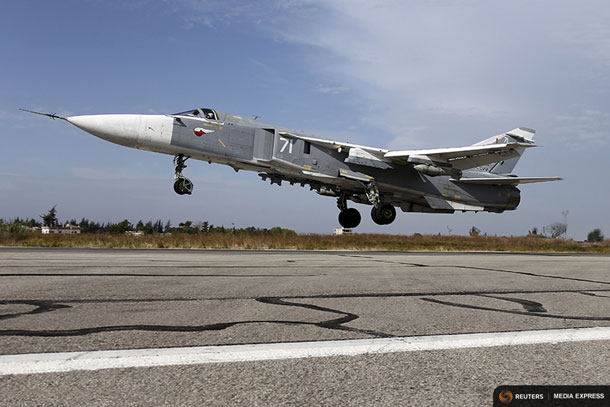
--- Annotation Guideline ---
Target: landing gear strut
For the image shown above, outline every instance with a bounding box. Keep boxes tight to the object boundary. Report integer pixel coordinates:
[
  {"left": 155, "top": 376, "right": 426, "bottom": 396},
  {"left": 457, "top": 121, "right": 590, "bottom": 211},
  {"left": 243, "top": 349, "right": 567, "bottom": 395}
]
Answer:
[
  {"left": 337, "top": 192, "right": 361, "bottom": 229},
  {"left": 361, "top": 180, "right": 396, "bottom": 225},
  {"left": 173, "top": 154, "right": 193, "bottom": 195}
]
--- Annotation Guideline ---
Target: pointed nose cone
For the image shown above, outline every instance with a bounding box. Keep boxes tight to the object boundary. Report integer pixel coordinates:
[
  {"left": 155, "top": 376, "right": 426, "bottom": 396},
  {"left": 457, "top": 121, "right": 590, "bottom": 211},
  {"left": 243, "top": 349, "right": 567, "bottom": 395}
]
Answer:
[{"left": 67, "top": 114, "right": 142, "bottom": 147}]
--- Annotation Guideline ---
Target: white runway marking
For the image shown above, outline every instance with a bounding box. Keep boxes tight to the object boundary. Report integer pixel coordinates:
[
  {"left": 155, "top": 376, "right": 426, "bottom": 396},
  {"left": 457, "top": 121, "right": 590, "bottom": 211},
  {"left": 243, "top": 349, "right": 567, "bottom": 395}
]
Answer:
[{"left": 2, "top": 327, "right": 610, "bottom": 376}]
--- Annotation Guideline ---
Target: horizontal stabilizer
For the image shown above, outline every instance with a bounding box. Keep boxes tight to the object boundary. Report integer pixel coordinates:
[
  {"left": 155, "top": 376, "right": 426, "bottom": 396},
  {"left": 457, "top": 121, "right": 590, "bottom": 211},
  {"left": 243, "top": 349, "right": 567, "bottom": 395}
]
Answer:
[{"left": 452, "top": 177, "right": 562, "bottom": 185}]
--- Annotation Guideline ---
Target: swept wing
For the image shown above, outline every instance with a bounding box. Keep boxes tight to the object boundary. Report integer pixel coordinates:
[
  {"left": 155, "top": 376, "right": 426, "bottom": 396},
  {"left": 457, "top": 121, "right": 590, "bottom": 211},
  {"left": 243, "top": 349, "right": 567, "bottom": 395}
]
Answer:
[
  {"left": 278, "top": 131, "right": 387, "bottom": 154},
  {"left": 384, "top": 143, "right": 536, "bottom": 170},
  {"left": 281, "top": 131, "right": 537, "bottom": 172},
  {"left": 452, "top": 176, "right": 562, "bottom": 185}
]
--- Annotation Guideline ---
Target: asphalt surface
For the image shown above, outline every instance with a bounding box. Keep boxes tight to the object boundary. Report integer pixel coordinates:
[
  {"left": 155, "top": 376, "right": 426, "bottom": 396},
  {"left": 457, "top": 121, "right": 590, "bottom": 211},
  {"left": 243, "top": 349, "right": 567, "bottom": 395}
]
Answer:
[{"left": 1, "top": 248, "right": 609, "bottom": 406}]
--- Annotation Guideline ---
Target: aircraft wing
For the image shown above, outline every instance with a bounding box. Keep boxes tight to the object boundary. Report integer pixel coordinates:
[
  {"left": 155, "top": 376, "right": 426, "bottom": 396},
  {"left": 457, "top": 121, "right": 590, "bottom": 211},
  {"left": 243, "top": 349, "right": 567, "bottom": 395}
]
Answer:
[
  {"left": 279, "top": 131, "right": 393, "bottom": 170},
  {"left": 281, "top": 131, "right": 538, "bottom": 172},
  {"left": 452, "top": 176, "right": 562, "bottom": 185},
  {"left": 384, "top": 143, "right": 537, "bottom": 170},
  {"left": 278, "top": 131, "right": 388, "bottom": 154}
]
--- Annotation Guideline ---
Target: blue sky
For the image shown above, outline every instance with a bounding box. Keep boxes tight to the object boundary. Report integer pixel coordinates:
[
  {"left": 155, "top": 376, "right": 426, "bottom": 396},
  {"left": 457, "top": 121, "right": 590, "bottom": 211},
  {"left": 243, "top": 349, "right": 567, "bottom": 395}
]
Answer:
[{"left": 1, "top": 0, "right": 609, "bottom": 239}]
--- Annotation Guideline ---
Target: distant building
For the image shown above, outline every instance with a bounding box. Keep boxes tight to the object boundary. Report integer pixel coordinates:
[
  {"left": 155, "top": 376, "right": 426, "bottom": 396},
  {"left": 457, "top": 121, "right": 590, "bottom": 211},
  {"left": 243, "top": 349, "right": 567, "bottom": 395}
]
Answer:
[
  {"left": 41, "top": 224, "right": 81, "bottom": 234},
  {"left": 334, "top": 228, "right": 352, "bottom": 235}
]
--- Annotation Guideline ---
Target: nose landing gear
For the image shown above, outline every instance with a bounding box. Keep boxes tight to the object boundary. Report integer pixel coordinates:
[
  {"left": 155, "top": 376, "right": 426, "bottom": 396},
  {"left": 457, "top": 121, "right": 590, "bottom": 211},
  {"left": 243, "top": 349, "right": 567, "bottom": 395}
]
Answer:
[
  {"left": 173, "top": 154, "right": 193, "bottom": 195},
  {"left": 174, "top": 177, "right": 193, "bottom": 195}
]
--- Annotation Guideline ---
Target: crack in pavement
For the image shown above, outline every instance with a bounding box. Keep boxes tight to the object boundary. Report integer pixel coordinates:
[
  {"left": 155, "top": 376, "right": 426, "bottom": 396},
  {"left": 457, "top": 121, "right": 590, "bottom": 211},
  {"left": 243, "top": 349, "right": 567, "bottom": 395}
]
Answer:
[
  {"left": 477, "top": 294, "right": 547, "bottom": 313},
  {"left": 341, "top": 254, "right": 610, "bottom": 286},
  {"left": 257, "top": 297, "right": 393, "bottom": 338},
  {"left": 0, "top": 265, "right": 313, "bottom": 269},
  {"left": 0, "top": 296, "right": 392, "bottom": 338},
  {"left": 0, "top": 273, "right": 321, "bottom": 278},
  {"left": 579, "top": 292, "right": 610, "bottom": 298},
  {"left": 1, "top": 289, "right": 609, "bottom": 338},
  {"left": 421, "top": 297, "right": 610, "bottom": 321},
  {"left": 0, "top": 301, "right": 70, "bottom": 321}
]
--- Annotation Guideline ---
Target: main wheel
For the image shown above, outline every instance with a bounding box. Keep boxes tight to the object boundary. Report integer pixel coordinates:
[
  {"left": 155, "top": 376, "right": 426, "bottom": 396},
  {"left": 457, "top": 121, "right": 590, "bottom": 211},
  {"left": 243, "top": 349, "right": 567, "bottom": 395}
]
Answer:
[
  {"left": 338, "top": 208, "right": 361, "bottom": 229},
  {"left": 173, "top": 177, "right": 193, "bottom": 195},
  {"left": 371, "top": 204, "right": 396, "bottom": 225}
]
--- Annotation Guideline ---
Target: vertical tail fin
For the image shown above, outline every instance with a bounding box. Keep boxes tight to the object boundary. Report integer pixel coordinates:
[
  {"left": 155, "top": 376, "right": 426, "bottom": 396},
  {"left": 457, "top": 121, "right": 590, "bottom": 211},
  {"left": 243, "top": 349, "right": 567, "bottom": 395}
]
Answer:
[{"left": 473, "top": 127, "right": 536, "bottom": 174}]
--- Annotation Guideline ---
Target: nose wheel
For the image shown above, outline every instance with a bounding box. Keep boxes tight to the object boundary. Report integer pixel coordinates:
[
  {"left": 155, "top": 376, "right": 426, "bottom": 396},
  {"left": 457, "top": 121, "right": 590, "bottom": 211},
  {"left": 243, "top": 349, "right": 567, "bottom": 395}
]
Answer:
[
  {"left": 173, "top": 154, "right": 193, "bottom": 195},
  {"left": 174, "top": 176, "right": 193, "bottom": 195}
]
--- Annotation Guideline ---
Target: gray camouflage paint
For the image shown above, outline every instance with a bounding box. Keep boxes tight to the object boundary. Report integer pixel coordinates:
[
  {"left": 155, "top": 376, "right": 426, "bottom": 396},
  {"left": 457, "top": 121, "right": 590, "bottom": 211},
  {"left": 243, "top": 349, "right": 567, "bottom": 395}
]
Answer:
[{"left": 169, "top": 109, "right": 520, "bottom": 214}]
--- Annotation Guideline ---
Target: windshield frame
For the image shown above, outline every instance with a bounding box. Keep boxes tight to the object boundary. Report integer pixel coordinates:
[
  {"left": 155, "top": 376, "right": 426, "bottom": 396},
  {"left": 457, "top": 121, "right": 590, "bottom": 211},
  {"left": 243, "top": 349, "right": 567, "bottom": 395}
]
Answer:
[{"left": 172, "top": 108, "right": 218, "bottom": 121}]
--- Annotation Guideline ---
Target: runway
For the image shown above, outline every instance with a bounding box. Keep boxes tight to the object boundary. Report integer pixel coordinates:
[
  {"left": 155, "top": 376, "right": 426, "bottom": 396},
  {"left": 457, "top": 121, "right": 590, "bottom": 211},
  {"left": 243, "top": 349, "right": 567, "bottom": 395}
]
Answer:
[{"left": 1, "top": 248, "right": 609, "bottom": 406}]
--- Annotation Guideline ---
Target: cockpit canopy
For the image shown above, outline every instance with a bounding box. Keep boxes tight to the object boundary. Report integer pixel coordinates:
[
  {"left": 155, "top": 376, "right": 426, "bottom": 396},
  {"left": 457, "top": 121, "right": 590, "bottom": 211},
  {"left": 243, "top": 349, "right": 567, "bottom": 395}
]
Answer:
[{"left": 173, "top": 108, "right": 218, "bottom": 121}]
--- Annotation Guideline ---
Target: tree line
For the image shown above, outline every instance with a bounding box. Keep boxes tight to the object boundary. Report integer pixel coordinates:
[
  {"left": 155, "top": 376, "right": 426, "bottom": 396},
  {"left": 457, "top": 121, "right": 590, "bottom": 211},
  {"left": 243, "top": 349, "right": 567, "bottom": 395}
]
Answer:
[{"left": 0, "top": 207, "right": 296, "bottom": 236}]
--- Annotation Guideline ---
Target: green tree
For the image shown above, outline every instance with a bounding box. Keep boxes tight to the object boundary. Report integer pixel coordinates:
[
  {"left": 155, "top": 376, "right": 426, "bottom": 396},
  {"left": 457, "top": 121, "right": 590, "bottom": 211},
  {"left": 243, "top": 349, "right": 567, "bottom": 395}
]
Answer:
[
  {"left": 106, "top": 219, "right": 133, "bottom": 234},
  {"left": 79, "top": 218, "right": 101, "bottom": 233},
  {"left": 41, "top": 205, "right": 59, "bottom": 227},
  {"left": 587, "top": 229, "right": 604, "bottom": 243},
  {"left": 153, "top": 220, "right": 164, "bottom": 233},
  {"left": 177, "top": 221, "right": 196, "bottom": 234},
  {"left": 142, "top": 221, "right": 154, "bottom": 234}
]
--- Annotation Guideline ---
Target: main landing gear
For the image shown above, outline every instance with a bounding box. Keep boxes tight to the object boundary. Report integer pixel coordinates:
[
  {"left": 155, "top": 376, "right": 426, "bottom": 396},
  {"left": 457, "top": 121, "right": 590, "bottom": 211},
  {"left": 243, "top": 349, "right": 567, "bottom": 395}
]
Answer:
[
  {"left": 336, "top": 181, "right": 397, "bottom": 228},
  {"left": 337, "top": 202, "right": 396, "bottom": 228},
  {"left": 337, "top": 193, "right": 361, "bottom": 229},
  {"left": 173, "top": 154, "right": 193, "bottom": 195},
  {"left": 364, "top": 180, "right": 396, "bottom": 225},
  {"left": 371, "top": 203, "right": 396, "bottom": 225}
]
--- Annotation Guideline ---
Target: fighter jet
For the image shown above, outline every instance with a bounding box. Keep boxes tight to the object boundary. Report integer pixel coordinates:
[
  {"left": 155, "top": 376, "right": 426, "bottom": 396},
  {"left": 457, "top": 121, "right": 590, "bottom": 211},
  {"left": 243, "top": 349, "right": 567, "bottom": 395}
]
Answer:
[{"left": 23, "top": 107, "right": 561, "bottom": 228}]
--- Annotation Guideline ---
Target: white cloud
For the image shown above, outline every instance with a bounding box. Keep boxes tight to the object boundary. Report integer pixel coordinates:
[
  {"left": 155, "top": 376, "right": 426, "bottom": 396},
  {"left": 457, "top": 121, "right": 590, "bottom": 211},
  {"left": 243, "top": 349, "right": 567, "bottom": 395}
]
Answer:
[
  {"left": 552, "top": 109, "right": 610, "bottom": 147},
  {"left": 315, "top": 85, "right": 350, "bottom": 95},
  {"left": 70, "top": 167, "right": 136, "bottom": 180},
  {"left": 171, "top": 1, "right": 610, "bottom": 147},
  {"left": 164, "top": 0, "right": 275, "bottom": 27},
  {"left": 153, "top": 1, "right": 610, "bottom": 156}
]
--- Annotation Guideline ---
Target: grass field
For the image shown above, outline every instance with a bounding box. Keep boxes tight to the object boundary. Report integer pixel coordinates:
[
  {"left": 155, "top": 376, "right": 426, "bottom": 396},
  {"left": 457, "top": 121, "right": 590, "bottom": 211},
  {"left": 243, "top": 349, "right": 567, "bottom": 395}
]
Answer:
[{"left": 1, "top": 232, "right": 609, "bottom": 252}]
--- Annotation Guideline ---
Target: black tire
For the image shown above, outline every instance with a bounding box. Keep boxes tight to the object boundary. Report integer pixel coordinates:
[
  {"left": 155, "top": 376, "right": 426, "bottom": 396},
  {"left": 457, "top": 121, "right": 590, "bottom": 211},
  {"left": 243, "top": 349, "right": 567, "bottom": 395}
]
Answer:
[
  {"left": 371, "top": 206, "right": 381, "bottom": 225},
  {"left": 371, "top": 204, "right": 396, "bottom": 225},
  {"left": 346, "top": 208, "right": 361, "bottom": 228},
  {"left": 173, "top": 178, "right": 193, "bottom": 195},
  {"left": 173, "top": 180, "right": 185, "bottom": 195},
  {"left": 338, "top": 208, "right": 361, "bottom": 229}
]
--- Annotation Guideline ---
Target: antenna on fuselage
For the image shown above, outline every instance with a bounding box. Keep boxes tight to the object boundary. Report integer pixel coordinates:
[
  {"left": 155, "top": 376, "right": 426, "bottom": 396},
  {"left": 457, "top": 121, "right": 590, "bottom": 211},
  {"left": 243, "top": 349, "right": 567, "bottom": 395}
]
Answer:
[{"left": 19, "top": 108, "right": 67, "bottom": 121}]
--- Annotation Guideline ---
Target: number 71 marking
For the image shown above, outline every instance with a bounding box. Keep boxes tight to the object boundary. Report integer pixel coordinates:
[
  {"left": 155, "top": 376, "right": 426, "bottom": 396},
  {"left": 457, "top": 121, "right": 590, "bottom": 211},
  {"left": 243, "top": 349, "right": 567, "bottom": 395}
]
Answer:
[{"left": 279, "top": 137, "right": 294, "bottom": 154}]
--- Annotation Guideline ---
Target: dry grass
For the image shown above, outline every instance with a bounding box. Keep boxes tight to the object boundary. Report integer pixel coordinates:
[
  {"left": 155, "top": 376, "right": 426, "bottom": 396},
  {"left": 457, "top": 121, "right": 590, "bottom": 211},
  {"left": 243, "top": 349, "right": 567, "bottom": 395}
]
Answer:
[{"left": 1, "top": 232, "right": 609, "bottom": 252}]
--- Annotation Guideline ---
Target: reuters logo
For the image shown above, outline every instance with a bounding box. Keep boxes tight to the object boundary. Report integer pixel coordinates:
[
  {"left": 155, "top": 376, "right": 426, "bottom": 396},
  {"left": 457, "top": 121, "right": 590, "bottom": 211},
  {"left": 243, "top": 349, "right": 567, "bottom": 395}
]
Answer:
[{"left": 499, "top": 390, "right": 513, "bottom": 403}]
